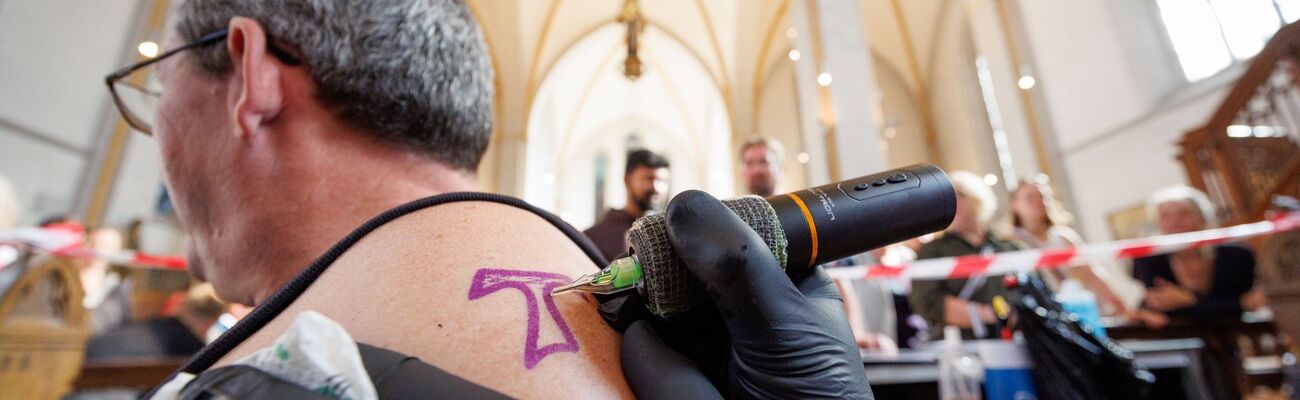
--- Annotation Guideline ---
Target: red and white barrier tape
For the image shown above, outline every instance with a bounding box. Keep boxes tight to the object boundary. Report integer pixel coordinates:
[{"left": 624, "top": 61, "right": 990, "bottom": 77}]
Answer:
[
  {"left": 5, "top": 211, "right": 1297, "bottom": 275},
  {"left": 0, "top": 225, "right": 187, "bottom": 270},
  {"left": 0, "top": 225, "right": 84, "bottom": 252},
  {"left": 828, "top": 211, "right": 1300, "bottom": 281}
]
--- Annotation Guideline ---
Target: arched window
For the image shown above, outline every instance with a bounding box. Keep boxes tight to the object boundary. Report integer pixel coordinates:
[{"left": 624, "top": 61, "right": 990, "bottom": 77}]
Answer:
[{"left": 1154, "top": 0, "right": 1299, "bottom": 80}]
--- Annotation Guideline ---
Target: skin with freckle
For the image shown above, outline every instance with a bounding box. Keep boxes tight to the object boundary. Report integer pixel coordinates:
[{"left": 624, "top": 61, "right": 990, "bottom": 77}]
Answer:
[{"left": 210, "top": 202, "right": 633, "bottom": 399}]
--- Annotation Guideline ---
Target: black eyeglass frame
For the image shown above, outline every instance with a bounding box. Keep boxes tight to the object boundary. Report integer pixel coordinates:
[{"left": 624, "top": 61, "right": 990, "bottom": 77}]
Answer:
[{"left": 104, "top": 29, "right": 301, "bottom": 135}]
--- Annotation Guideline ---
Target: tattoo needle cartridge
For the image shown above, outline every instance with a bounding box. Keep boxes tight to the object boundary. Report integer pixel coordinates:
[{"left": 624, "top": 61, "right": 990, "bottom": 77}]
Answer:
[{"left": 551, "top": 256, "right": 643, "bottom": 296}]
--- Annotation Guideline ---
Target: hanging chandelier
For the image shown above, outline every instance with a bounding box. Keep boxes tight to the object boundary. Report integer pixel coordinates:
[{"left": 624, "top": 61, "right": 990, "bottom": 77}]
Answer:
[{"left": 617, "top": 0, "right": 645, "bottom": 80}]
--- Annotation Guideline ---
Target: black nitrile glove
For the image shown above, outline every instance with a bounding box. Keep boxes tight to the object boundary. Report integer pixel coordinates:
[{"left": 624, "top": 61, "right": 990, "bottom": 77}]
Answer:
[{"left": 607, "top": 190, "right": 874, "bottom": 399}]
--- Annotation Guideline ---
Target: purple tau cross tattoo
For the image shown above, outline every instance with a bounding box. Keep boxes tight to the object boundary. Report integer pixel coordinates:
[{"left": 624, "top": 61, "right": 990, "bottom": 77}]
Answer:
[{"left": 468, "top": 268, "right": 579, "bottom": 369}]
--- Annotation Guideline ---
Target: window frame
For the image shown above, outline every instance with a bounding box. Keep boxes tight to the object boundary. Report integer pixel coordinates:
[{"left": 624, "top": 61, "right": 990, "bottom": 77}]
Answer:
[{"left": 1148, "top": 0, "right": 1293, "bottom": 83}]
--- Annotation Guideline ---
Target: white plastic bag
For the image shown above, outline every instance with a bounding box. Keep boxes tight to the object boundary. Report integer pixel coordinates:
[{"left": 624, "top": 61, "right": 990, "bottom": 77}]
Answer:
[{"left": 152, "top": 310, "right": 377, "bottom": 400}]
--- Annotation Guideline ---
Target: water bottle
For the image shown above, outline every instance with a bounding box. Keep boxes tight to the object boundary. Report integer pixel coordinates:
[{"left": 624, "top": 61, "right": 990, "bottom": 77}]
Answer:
[
  {"left": 938, "top": 326, "right": 982, "bottom": 400},
  {"left": 1055, "top": 279, "right": 1107, "bottom": 339}
]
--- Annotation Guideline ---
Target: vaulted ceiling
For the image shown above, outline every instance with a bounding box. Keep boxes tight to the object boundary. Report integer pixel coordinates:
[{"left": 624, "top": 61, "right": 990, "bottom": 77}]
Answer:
[{"left": 465, "top": 0, "right": 960, "bottom": 138}]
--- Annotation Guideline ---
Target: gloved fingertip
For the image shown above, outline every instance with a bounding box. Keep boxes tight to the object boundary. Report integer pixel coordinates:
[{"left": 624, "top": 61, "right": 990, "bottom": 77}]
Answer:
[
  {"left": 663, "top": 191, "right": 762, "bottom": 285},
  {"left": 664, "top": 190, "right": 723, "bottom": 229}
]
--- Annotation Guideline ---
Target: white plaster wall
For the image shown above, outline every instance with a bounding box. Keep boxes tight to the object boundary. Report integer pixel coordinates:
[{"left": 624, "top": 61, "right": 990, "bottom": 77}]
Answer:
[
  {"left": 1015, "top": 0, "right": 1241, "bottom": 242},
  {"left": 966, "top": 0, "right": 1039, "bottom": 183},
  {"left": 873, "top": 58, "right": 930, "bottom": 169},
  {"left": 0, "top": 0, "right": 139, "bottom": 147},
  {"left": 754, "top": 58, "right": 809, "bottom": 194},
  {"left": 926, "top": 10, "right": 1001, "bottom": 177},
  {"left": 1016, "top": 0, "right": 1155, "bottom": 150},
  {"left": 1062, "top": 92, "right": 1227, "bottom": 242},
  {"left": 103, "top": 134, "right": 164, "bottom": 227},
  {"left": 0, "top": 0, "right": 143, "bottom": 225},
  {"left": 816, "top": 0, "right": 887, "bottom": 177},
  {"left": 0, "top": 130, "right": 84, "bottom": 223}
]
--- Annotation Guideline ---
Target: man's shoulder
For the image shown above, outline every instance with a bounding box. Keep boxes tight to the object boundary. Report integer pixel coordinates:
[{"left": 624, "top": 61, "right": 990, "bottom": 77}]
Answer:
[
  {"left": 583, "top": 209, "right": 630, "bottom": 233},
  {"left": 206, "top": 198, "right": 630, "bottom": 398},
  {"left": 582, "top": 211, "right": 610, "bottom": 235}
]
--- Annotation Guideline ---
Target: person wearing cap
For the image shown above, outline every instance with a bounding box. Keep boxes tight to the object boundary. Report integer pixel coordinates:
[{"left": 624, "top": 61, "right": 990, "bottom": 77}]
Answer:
[{"left": 583, "top": 149, "right": 670, "bottom": 262}]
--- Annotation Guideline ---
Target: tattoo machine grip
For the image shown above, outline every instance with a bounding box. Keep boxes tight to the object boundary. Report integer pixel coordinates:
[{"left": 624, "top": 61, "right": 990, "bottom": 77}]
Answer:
[{"left": 627, "top": 163, "right": 957, "bottom": 318}]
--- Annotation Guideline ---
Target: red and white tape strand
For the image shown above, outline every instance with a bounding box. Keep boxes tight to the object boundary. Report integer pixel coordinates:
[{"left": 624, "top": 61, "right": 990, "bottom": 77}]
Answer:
[
  {"left": 0, "top": 225, "right": 187, "bottom": 270},
  {"left": 5, "top": 211, "right": 1297, "bottom": 275},
  {"left": 827, "top": 211, "right": 1300, "bottom": 282}
]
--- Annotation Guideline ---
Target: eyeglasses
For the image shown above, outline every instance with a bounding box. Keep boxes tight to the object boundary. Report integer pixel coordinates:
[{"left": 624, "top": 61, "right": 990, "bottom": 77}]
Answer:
[{"left": 104, "top": 29, "right": 301, "bottom": 136}]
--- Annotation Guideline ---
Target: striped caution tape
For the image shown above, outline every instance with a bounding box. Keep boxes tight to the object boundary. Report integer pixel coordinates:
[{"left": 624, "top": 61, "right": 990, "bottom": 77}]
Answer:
[
  {"left": 0, "top": 224, "right": 187, "bottom": 270},
  {"left": 4, "top": 211, "right": 1297, "bottom": 274},
  {"left": 827, "top": 211, "right": 1300, "bottom": 281}
]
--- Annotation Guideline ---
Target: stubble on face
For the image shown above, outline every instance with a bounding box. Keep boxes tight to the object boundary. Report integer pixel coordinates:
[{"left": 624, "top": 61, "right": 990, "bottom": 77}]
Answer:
[
  {"left": 741, "top": 146, "right": 777, "bottom": 197},
  {"left": 154, "top": 49, "right": 245, "bottom": 300}
]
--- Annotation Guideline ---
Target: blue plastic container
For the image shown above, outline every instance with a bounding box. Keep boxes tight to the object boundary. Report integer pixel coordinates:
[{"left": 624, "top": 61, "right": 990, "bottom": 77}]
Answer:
[{"left": 977, "top": 341, "right": 1038, "bottom": 400}]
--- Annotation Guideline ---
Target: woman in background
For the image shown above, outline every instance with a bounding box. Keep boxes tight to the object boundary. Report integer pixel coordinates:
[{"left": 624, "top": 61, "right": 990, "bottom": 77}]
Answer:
[
  {"left": 1132, "top": 185, "right": 1264, "bottom": 328},
  {"left": 1010, "top": 177, "right": 1129, "bottom": 317},
  {"left": 910, "top": 171, "right": 1022, "bottom": 340}
]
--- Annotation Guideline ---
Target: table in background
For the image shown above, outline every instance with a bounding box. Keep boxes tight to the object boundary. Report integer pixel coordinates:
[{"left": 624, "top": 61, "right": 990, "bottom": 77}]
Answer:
[
  {"left": 1105, "top": 313, "right": 1284, "bottom": 400},
  {"left": 863, "top": 338, "right": 1208, "bottom": 399}
]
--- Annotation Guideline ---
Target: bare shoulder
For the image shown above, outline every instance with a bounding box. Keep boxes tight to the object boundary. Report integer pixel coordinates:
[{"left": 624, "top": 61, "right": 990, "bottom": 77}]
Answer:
[{"left": 216, "top": 201, "right": 632, "bottom": 398}]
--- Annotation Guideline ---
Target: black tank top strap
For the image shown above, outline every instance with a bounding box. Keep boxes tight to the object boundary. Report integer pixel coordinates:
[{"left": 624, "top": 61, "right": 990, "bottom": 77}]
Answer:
[{"left": 178, "top": 192, "right": 605, "bottom": 375}]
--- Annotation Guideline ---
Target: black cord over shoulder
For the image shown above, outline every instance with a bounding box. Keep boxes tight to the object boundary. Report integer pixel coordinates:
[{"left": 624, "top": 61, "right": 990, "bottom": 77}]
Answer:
[{"left": 177, "top": 192, "right": 606, "bottom": 375}]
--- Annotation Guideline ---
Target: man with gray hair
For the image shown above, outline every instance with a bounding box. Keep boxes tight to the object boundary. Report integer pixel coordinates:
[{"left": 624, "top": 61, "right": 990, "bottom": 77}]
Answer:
[
  {"left": 109, "top": 0, "right": 630, "bottom": 397},
  {"left": 108, "top": 0, "right": 869, "bottom": 397}
]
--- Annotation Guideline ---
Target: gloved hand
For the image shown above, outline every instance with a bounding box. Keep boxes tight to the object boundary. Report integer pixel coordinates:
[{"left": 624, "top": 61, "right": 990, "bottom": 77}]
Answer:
[{"left": 605, "top": 190, "right": 873, "bottom": 399}]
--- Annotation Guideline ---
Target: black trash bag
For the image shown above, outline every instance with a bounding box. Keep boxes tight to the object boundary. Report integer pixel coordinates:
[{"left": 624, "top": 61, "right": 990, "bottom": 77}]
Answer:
[{"left": 1010, "top": 273, "right": 1155, "bottom": 400}]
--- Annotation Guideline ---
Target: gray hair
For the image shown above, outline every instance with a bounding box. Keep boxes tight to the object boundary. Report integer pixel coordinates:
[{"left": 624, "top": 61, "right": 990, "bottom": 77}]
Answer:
[
  {"left": 1147, "top": 185, "right": 1218, "bottom": 228},
  {"left": 949, "top": 171, "right": 997, "bottom": 227},
  {"left": 176, "top": 0, "right": 494, "bottom": 171}
]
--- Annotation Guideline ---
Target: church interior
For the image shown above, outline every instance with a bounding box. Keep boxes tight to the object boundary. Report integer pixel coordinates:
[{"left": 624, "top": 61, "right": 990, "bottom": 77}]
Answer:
[{"left": 1, "top": 0, "right": 1299, "bottom": 398}]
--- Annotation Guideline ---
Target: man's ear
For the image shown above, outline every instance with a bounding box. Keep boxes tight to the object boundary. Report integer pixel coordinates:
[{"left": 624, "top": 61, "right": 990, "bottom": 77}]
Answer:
[{"left": 227, "top": 17, "right": 284, "bottom": 138}]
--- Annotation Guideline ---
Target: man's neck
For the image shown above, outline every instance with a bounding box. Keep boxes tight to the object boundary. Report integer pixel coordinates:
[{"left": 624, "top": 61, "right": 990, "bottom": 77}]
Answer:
[{"left": 230, "top": 133, "right": 478, "bottom": 305}]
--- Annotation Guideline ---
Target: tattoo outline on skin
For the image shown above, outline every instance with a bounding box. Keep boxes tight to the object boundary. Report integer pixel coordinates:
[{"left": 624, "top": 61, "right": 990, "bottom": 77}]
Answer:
[{"left": 468, "top": 268, "right": 579, "bottom": 369}]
